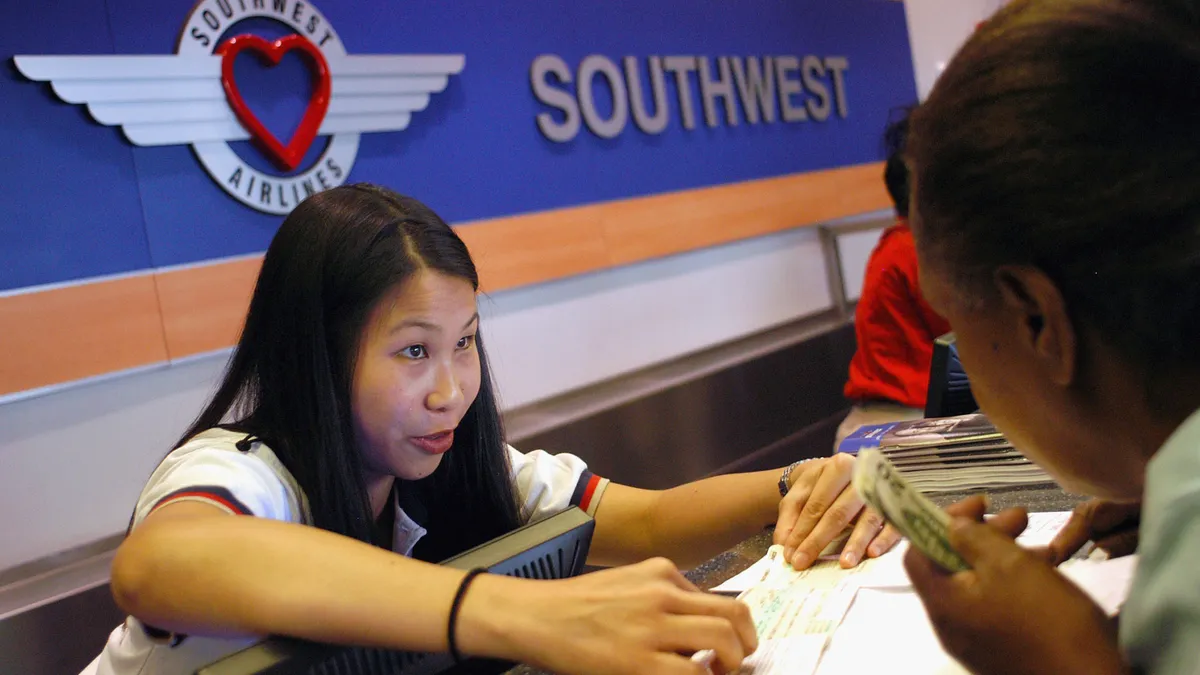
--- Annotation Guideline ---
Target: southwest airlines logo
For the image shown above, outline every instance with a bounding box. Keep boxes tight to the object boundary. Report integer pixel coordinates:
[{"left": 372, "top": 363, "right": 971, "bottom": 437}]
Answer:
[{"left": 13, "top": 0, "right": 463, "bottom": 214}]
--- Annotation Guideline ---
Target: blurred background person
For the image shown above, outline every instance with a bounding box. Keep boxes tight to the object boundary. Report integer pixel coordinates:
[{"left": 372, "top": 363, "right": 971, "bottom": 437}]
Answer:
[{"left": 836, "top": 109, "right": 951, "bottom": 448}]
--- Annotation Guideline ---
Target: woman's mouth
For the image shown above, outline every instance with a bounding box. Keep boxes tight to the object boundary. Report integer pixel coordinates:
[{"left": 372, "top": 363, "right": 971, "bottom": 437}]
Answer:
[{"left": 410, "top": 430, "right": 454, "bottom": 455}]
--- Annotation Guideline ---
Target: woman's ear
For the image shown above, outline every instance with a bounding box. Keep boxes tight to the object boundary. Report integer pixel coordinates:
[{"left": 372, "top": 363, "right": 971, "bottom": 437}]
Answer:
[{"left": 994, "top": 266, "right": 1077, "bottom": 387}]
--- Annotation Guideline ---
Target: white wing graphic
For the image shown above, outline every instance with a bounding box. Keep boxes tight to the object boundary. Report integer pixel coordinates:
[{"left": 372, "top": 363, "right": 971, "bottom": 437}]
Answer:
[{"left": 12, "top": 54, "right": 465, "bottom": 147}]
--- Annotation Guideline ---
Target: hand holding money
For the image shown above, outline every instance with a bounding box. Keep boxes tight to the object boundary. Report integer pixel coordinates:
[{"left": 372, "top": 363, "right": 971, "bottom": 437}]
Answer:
[
  {"left": 900, "top": 495, "right": 1123, "bottom": 675},
  {"left": 851, "top": 449, "right": 970, "bottom": 572}
]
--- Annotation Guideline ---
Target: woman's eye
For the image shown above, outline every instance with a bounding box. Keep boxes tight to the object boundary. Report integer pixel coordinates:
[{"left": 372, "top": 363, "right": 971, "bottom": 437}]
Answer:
[
  {"left": 457, "top": 335, "right": 476, "bottom": 350},
  {"left": 399, "top": 345, "right": 427, "bottom": 359}
]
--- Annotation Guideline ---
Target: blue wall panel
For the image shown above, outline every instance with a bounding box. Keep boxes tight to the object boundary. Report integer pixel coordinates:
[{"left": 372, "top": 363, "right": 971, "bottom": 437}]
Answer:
[
  {"left": 1, "top": 0, "right": 153, "bottom": 289},
  {"left": 1, "top": 0, "right": 916, "bottom": 291}
]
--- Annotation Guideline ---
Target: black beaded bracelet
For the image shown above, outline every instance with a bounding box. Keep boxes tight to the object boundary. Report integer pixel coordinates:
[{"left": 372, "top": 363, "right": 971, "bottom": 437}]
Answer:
[{"left": 448, "top": 568, "right": 488, "bottom": 664}]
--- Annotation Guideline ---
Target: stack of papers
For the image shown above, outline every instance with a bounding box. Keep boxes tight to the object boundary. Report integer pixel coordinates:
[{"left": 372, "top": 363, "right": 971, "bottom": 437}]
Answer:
[
  {"left": 707, "top": 512, "right": 1138, "bottom": 674},
  {"left": 838, "top": 413, "right": 1056, "bottom": 493}
]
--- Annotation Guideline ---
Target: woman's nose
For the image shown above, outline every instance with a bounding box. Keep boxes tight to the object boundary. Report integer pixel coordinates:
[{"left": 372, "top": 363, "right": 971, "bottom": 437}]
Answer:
[{"left": 425, "top": 362, "right": 463, "bottom": 412}]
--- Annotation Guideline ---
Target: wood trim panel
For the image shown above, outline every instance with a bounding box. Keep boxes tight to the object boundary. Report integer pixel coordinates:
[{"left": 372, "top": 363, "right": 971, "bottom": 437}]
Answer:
[
  {"left": 155, "top": 257, "right": 263, "bottom": 360},
  {"left": 0, "top": 276, "right": 167, "bottom": 395},
  {"left": 0, "top": 162, "right": 887, "bottom": 395}
]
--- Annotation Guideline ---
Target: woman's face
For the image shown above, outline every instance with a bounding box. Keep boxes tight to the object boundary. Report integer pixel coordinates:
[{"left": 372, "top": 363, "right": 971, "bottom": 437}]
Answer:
[{"left": 352, "top": 269, "right": 482, "bottom": 482}]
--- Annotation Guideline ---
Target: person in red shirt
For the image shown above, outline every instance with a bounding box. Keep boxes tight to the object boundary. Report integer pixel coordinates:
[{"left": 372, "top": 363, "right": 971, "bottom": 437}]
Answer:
[{"left": 837, "top": 111, "right": 952, "bottom": 447}]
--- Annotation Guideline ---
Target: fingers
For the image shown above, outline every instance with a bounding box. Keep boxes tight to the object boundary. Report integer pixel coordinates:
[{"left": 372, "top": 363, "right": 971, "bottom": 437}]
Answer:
[
  {"left": 558, "top": 558, "right": 758, "bottom": 675},
  {"left": 773, "top": 483, "right": 804, "bottom": 546},
  {"left": 637, "top": 557, "right": 700, "bottom": 593},
  {"left": 903, "top": 541, "right": 955, "bottom": 598},
  {"left": 988, "top": 507, "right": 1030, "bottom": 539},
  {"left": 661, "top": 591, "right": 757, "bottom": 674},
  {"left": 788, "top": 486, "right": 863, "bottom": 569},
  {"left": 774, "top": 458, "right": 827, "bottom": 545},
  {"left": 658, "top": 615, "right": 751, "bottom": 674},
  {"left": 1048, "top": 500, "right": 1098, "bottom": 564},
  {"left": 941, "top": 502, "right": 1026, "bottom": 568},
  {"left": 840, "top": 507, "right": 886, "bottom": 567},
  {"left": 866, "top": 523, "right": 903, "bottom": 558},
  {"left": 947, "top": 514, "right": 1026, "bottom": 567},
  {"left": 1027, "top": 545, "right": 1058, "bottom": 565},
  {"left": 783, "top": 454, "right": 854, "bottom": 565},
  {"left": 663, "top": 590, "right": 758, "bottom": 656},
  {"left": 605, "top": 559, "right": 756, "bottom": 673},
  {"left": 944, "top": 494, "right": 990, "bottom": 521},
  {"left": 1048, "top": 499, "right": 1141, "bottom": 565},
  {"left": 1095, "top": 529, "right": 1139, "bottom": 559},
  {"left": 648, "top": 652, "right": 712, "bottom": 675},
  {"left": 1089, "top": 500, "right": 1141, "bottom": 532}
]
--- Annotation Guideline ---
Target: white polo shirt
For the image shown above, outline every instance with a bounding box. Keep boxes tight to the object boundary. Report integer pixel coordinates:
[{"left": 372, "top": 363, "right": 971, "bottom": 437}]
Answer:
[{"left": 86, "top": 428, "right": 609, "bottom": 675}]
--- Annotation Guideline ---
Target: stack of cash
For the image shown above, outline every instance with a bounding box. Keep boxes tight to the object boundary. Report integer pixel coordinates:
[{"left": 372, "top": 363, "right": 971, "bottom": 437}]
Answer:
[{"left": 840, "top": 413, "right": 1055, "bottom": 493}]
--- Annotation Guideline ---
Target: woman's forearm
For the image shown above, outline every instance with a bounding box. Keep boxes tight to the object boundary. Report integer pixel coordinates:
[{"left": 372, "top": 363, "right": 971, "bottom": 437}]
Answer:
[
  {"left": 112, "top": 509, "right": 520, "bottom": 659},
  {"left": 590, "top": 470, "right": 780, "bottom": 569},
  {"left": 649, "top": 470, "right": 781, "bottom": 567},
  {"left": 110, "top": 506, "right": 760, "bottom": 674}
]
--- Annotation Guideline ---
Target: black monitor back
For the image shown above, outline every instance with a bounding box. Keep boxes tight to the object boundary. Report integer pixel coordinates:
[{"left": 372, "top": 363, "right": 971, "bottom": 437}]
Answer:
[
  {"left": 924, "top": 332, "right": 978, "bottom": 418},
  {"left": 196, "top": 507, "right": 595, "bottom": 675}
]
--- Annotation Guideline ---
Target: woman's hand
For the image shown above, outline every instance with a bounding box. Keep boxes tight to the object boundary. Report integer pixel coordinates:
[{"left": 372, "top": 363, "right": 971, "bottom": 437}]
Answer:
[
  {"left": 461, "top": 557, "right": 757, "bottom": 675},
  {"left": 904, "top": 496, "right": 1126, "bottom": 675},
  {"left": 1046, "top": 498, "right": 1141, "bottom": 565},
  {"left": 774, "top": 454, "right": 901, "bottom": 570}
]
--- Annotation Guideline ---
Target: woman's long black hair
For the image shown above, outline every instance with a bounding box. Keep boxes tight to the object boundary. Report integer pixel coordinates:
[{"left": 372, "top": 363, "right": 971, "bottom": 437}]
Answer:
[{"left": 176, "top": 184, "right": 522, "bottom": 559}]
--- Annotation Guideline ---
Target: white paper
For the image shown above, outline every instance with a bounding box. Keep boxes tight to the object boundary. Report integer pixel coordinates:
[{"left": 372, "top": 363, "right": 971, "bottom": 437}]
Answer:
[
  {"left": 813, "top": 555, "right": 1137, "bottom": 674},
  {"left": 709, "top": 513, "right": 1132, "bottom": 675},
  {"left": 1012, "top": 510, "right": 1073, "bottom": 548},
  {"left": 815, "top": 588, "right": 969, "bottom": 675},
  {"left": 1060, "top": 554, "right": 1138, "bottom": 616},
  {"left": 698, "top": 584, "right": 859, "bottom": 675},
  {"left": 711, "top": 554, "right": 775, "bottom": 594},
  {"left": 711, "top": 543, "right": 910, "bottom": 595}
]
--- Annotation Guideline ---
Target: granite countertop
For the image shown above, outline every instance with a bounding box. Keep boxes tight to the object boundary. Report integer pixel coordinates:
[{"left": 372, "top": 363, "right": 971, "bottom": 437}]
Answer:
[{"left": 508, "top": 485, "right": 1086, "bottom": 675}]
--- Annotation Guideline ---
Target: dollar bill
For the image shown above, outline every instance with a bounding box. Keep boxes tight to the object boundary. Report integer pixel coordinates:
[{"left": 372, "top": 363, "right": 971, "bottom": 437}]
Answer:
[{"left": 852, "top": 448, "right": 970, "bottom": 572}]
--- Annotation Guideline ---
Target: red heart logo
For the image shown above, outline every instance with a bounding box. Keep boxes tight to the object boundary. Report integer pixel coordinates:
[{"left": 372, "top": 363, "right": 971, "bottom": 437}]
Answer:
[{"left": 217, "top": 34, "right": 331, "bottom": 172}]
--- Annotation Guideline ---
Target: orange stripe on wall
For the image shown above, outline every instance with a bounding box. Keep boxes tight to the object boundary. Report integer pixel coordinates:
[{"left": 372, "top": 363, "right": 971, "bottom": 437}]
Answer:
[
  {"left": 0, "top": 275, "right": 168, "bottom": 395},
  {"left": 457, "top": 162, "right": 889, "bottom": 290},
  {"left": 155, "top": 257, "right": 262, "bottom": 360},
  {"left": 599, "top": 163, "right": 888, "bottom": 266},
  {"left": 457, "top": 204, "right": 610, "bottom": 291},
  {"left": 0, "top": 162, "right": 887, "bottom": 397}
]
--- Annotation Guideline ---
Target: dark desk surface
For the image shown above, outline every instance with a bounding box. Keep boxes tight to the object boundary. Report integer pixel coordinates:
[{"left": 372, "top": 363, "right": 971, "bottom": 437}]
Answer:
[{"left": 509, "top": 485, "right": 1086, "bottom": 675}]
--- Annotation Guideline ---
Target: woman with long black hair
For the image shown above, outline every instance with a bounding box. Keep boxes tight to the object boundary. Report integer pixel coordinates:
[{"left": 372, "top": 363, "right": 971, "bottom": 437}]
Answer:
[{"left": 88, "top": 184, "right": 897, "bottom": 675}]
